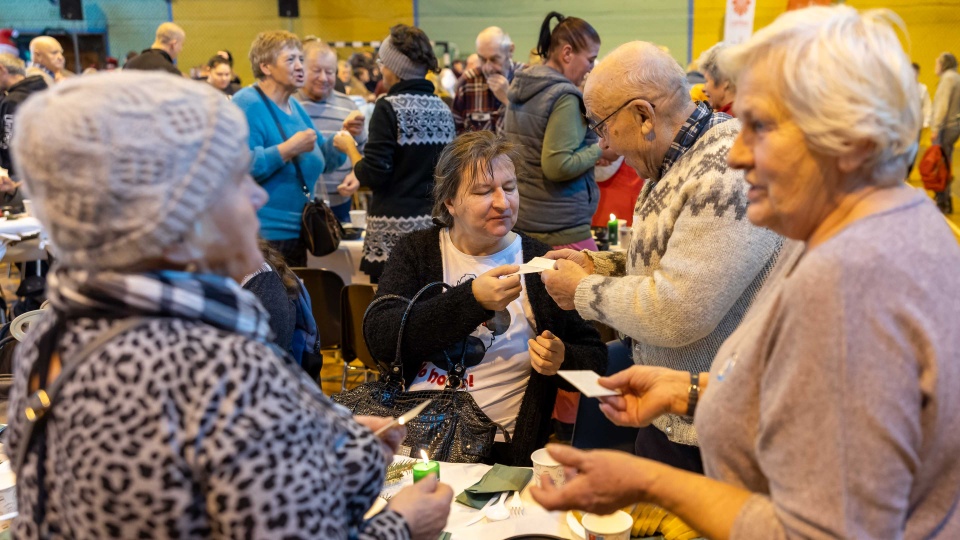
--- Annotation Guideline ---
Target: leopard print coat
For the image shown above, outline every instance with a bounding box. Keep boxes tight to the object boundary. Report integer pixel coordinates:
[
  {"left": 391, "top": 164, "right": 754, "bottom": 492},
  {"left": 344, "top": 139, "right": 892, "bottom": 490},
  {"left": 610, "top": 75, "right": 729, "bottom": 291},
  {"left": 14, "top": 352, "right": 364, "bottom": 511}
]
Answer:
[{"left": 7, "top": 314, "right": 410, "bottom": 539}]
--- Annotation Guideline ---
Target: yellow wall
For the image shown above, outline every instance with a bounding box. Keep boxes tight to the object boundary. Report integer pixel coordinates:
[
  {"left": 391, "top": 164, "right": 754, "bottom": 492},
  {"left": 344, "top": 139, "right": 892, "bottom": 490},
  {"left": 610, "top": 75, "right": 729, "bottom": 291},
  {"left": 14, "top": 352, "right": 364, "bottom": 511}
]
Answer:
[
  {"left": 692, "top": 0, "right": 959, "bottom": 93},
  {"left": 172, "top": 0, "right": 413, "bottom": 84}
]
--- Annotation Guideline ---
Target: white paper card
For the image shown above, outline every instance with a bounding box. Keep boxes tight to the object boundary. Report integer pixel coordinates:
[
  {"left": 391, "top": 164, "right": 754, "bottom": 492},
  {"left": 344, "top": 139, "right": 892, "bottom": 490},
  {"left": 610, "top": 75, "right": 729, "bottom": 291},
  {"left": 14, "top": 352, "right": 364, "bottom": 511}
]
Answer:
[
  {"left": 504, "top": 256, "right": 557, "bottom": 277},
  {"left": 558, "top": 370, "right": 621, "bottom": 398}
]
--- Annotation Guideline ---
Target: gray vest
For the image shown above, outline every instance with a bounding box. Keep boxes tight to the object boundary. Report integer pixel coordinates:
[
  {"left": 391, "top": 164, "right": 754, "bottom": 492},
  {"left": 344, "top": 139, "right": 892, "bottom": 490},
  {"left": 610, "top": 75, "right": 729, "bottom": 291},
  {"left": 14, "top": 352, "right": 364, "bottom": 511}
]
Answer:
[{"left": 504, "top": 65, "right": 599, "bottom": 241}]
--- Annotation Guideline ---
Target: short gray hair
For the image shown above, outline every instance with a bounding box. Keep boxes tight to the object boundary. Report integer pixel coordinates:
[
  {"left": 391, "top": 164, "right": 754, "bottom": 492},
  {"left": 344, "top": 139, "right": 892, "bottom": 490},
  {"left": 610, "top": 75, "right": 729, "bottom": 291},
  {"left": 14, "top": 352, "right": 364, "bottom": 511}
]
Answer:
[
  {"left": 0, "top": 54, "right": 25, "bottom": 77},
  {"left": 302, "top": 36, "right": 335, "bottom": 60},
  {"left": 697, "top": 42, "right": 734, "bottom": 89},
  {"left": 249, "top": 30, "right": 301, "bottom": 79},
  {"left": 432, "top": 131, "right": 521, "bottom": 228},
  {"left": 721, "top": 6, "right": 919, "bottom": 184}
]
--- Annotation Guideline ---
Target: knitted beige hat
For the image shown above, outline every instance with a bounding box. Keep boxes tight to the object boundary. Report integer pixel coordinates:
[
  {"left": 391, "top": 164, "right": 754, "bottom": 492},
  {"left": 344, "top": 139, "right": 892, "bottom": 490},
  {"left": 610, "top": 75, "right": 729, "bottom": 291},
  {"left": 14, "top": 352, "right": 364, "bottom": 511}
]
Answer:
[{"left": 12, "top": 71, "right": 249, "bottom": 270}]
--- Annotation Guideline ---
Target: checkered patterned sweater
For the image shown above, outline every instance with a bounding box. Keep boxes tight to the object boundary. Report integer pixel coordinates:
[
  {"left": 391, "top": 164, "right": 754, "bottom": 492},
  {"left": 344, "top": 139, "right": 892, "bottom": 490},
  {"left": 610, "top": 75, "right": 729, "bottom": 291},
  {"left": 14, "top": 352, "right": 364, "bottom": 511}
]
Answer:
[{"left": 574, "top": 119, "right": 782, "bottom": 446}]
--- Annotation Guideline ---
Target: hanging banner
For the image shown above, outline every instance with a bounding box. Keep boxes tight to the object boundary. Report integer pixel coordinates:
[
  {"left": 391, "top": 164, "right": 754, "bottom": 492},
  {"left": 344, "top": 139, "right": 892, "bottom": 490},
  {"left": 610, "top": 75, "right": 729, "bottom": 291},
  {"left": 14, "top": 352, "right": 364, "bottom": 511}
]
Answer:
[
  {"left": 724, "top": 0, "right": 757, "bottom": 45},
  {"left": 787, "top": 0, "right": 833, "bottom": 10}
]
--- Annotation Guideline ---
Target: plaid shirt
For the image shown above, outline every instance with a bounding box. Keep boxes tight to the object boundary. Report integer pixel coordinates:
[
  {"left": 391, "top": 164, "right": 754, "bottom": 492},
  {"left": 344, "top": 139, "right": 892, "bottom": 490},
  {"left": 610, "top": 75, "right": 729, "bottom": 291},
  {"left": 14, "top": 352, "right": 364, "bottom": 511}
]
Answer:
[
  {"left": 658, "top": 101, "right": 732, "bottom": 179},
  {"left": 451, "top": 61, "right": 524, "bottom": 134}
]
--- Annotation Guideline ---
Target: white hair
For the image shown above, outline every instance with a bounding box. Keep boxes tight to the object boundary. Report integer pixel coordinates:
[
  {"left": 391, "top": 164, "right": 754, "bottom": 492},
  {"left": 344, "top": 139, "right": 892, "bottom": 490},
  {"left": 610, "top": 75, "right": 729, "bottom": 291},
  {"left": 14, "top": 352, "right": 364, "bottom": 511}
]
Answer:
[
  {"left": 588, "top": 41, "right": 690, "bottom": 117},
  {"left": 721, "top": 6, "right": 920, "bottom": 183},
  {"left": 697, "top": 42, "right": 733, "bottom": 87}
]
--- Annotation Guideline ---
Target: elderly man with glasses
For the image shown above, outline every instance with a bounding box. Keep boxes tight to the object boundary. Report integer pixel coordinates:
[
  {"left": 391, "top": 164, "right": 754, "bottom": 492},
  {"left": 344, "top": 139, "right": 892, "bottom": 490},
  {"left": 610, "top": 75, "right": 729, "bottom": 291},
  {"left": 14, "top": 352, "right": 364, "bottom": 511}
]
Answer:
[{"left": 541, "top": 41, "right": 783, "bottom": 473}]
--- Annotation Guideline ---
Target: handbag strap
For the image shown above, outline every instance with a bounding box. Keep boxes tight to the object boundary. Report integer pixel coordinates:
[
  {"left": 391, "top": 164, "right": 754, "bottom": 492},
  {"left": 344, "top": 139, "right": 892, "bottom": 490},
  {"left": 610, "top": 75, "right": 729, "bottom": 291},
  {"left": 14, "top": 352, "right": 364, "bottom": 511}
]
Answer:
[
  {"left": 15, "top": 316, "right": 155, "bottom": 530},
  {"left": 363, "top": 282, "right": 469, "bottom": 386},
  {"left": 253, "top": 84, "right": 313, "bottom": 200}
]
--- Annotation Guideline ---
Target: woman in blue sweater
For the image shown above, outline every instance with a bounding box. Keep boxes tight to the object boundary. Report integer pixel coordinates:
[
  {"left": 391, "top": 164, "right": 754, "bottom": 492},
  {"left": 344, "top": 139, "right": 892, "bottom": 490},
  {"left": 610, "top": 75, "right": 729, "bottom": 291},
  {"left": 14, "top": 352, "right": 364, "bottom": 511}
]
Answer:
[{"left": 234, "top": 30, "right": 358, "bottom": 266}]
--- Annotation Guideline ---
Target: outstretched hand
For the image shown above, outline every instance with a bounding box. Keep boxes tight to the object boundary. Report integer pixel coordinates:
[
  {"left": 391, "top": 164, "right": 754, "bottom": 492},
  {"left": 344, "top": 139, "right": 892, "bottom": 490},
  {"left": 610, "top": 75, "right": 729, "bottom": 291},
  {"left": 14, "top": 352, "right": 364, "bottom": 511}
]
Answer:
[
  {"left": 596, "top": 366, "right": 692, "bottom": 428},
  {"left": 530, "top": 445, "right": 656, "bottom": 515}
]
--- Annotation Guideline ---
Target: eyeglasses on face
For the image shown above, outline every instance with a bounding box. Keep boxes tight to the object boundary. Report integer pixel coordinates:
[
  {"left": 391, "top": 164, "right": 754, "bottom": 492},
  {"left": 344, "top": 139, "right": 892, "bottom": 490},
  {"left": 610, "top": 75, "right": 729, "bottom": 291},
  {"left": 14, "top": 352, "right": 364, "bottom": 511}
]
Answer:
[{"left": 586, "top": 96, "right": 656, "bottom": 135}]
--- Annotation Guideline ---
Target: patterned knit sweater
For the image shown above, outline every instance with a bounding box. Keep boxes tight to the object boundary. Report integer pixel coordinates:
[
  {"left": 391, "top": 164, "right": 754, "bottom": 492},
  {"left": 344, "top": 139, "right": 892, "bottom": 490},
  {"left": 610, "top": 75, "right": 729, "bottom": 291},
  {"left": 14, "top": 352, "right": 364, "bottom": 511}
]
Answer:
[{"left": 574, "top": 119, "right": 782, "bottom": 446}]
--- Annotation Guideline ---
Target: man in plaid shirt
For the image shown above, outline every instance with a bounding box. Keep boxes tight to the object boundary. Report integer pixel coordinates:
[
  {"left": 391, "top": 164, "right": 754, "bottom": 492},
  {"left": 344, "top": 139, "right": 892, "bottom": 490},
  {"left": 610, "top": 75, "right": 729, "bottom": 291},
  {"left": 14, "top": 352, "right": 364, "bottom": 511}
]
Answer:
[{"left": 452, "top": 27, "right": 524, "bottom": 135}]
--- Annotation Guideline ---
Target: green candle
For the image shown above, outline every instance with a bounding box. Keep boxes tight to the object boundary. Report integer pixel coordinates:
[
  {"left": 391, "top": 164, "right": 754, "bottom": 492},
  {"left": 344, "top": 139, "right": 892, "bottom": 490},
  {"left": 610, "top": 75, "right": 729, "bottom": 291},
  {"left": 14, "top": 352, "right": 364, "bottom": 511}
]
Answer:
[
  {"left": 412, "top": 450, "right": 440, "bottom": 483},
  {"left": 608, "top": 214, "right": 618, "bottom": 246}
]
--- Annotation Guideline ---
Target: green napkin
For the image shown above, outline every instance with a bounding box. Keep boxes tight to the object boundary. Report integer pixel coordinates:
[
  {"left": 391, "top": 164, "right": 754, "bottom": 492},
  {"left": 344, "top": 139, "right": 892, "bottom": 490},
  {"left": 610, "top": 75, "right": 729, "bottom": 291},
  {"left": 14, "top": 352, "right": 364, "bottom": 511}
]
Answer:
[{"left": 455, "top": 464, "right": 534, "bottom": 509}]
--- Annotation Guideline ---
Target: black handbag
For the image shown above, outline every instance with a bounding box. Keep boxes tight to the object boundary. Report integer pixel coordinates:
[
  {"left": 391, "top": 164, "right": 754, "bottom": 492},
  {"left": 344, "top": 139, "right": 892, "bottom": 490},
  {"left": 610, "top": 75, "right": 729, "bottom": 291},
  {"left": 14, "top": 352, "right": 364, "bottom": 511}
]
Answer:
[
  {"left": 332, "top": 282, "right": 509, "bottom": 463},
  {"left": 254, "top": 85, "right": 343, "bottom": 257}
]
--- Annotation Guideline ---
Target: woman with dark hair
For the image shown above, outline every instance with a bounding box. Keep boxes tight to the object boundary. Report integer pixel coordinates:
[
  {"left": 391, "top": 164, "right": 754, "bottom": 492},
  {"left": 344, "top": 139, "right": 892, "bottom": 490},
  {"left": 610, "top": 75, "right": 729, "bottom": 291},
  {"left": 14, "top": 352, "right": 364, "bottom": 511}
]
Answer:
[
  {"left": 206, "top": 55, "right": 234, "bottom": 95},
  {"left": 334, "top": 24, "right": 455, "bottom": 282},
  {"left": 364, "top": 131, "right": 606, "bottom": 465},
  {"left": 503, "top": 11, "right": 606, "bottom": 251}
]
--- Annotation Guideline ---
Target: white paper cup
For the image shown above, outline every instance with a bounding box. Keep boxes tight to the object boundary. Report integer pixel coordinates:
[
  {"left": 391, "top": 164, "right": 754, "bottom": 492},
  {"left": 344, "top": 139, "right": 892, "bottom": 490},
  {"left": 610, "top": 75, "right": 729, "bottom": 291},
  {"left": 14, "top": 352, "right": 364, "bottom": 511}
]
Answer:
[
  {"left": 531, "top": 448, "right": 565, "bottom": 488},
  {"left": 22, "top": 199, "right": 32, "bottom": 217},
  {"left": 582, "top": 510, "right": 633, "bottom": 540},
  {"left": 349, "top": 210, "right": 367, "bottom": 228}
]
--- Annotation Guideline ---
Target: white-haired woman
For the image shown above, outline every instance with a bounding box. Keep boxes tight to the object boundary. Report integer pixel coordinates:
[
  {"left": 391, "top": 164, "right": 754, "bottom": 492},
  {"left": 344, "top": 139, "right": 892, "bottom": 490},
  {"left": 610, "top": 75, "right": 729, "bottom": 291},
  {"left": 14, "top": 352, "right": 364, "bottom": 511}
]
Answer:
[
  {"left": 697, "top": 42, "right": 736, "bottom": 116},
  {"left": 530, "top": 7, "right": 960, "bottom": 539},
  {"left": 6, "top": 72, "right": 451, "bottom": 540}
]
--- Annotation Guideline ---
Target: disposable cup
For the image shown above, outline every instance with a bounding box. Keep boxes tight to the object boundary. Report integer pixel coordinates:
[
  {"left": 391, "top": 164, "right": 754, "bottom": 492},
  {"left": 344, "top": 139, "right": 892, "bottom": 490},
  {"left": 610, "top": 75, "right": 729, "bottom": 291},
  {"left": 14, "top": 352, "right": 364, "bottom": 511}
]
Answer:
[
  {"left": 531, "top": 448, "right": 565, "bottom": 488},
  {"left": 581, "top": 510, "right": 633, "bottom": 540}
]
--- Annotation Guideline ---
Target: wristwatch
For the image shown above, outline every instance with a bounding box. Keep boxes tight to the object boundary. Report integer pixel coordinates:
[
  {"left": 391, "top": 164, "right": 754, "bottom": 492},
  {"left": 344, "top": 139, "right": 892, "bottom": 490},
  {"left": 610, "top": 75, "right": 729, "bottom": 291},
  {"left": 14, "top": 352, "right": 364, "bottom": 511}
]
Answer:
[{"left": 686, "top": 372, "right": 701, "bottom": 417}]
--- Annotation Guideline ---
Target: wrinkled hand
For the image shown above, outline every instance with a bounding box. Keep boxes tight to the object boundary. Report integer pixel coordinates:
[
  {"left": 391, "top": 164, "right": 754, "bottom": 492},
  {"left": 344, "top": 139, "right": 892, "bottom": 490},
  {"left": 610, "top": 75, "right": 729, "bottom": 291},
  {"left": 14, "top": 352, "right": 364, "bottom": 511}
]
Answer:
[
  {"left": 600, "top": 147, "right": 620, "bottom": 162},
  {"left": 596, "top": 366, "right": 691, "bottom": 428},
  {"left": 389, "top": 475, "right": 453, "bottom": 540},
  {"left": 284, "top": 129, "right": 318, "bottom": 158},
  {"left": 342, "top": 110, "right": 365, "bottom": 137},
  {"left": 353, "top": 415, "right": 407, "bottom": 460},
  {"left": 332, "top": 130, "right": 357, "bottom": 153},
  {"left": 529, "top": 330, "right": 565, "bottom": 375},
  {"left": 530, "top": 445, "right": 656, "bottom": 515},
  {"left": 472, "top": 264, "right": 521, "bottom": 311},
  {"left": 543, "top": 249, "right": 595, "bottom": 274},
  {"left": 487, "top": 74, "right": 510, "bottom": 103},
  {"left": 337, "top": 171, "right": 360, "bottom": 197},
  {"left": 0, "top": 175, "right": 20, "bottom": 195},
  {"left": 541, "top": 259, "right": 589, "bottom": 310}
]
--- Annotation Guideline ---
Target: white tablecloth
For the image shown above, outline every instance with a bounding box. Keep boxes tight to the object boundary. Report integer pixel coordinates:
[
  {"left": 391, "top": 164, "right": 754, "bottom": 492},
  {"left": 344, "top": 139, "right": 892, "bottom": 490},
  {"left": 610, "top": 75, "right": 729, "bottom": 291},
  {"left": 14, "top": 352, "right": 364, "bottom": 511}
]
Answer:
[
  {"left": 0, "top": 216, "right": 41, "bottom": 237},
  {"left": 387, "top": 461, "right": 577, "bottom": 539},
  {"left": 307, "top": 238, "right": 368, "bottom": 285}
]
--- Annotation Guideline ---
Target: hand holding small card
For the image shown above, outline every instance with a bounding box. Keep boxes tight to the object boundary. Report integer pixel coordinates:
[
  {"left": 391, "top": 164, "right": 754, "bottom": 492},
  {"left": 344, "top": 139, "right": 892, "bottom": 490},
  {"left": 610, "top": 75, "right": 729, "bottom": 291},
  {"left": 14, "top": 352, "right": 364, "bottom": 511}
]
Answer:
[{"left": 558, "top": 370, "right": 621, "bottom": 398}]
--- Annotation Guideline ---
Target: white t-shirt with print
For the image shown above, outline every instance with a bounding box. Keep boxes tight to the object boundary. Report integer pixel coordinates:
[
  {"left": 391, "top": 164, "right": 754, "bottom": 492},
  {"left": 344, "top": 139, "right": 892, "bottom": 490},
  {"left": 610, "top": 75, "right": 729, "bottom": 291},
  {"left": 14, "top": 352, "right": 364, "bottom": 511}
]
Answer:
[{"left": 408, "top": 230, "right": 535, "bottom": 440}]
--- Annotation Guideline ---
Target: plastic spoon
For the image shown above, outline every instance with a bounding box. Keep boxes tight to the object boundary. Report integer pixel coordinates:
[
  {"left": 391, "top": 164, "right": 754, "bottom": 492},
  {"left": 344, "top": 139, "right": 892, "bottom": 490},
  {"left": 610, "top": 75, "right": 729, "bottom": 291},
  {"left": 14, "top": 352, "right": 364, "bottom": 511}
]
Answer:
[{"left": 484, "top": 492, "right": 510, "bottom": 522}]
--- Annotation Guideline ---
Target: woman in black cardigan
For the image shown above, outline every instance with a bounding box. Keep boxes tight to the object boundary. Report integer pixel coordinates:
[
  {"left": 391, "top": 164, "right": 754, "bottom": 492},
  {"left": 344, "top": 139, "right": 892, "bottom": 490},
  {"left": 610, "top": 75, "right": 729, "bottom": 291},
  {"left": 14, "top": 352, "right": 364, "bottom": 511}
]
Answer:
[{"left": 364, "top": 132, "right": 607, "bottom": 466}]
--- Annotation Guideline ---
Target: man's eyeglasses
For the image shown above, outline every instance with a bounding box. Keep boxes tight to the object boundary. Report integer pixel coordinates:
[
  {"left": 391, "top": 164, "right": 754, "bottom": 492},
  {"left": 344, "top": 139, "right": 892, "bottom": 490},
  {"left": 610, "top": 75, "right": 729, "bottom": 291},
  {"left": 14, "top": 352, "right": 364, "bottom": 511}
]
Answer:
[{"left": 586, "top": 96, "right": 656, "bottom": 136}]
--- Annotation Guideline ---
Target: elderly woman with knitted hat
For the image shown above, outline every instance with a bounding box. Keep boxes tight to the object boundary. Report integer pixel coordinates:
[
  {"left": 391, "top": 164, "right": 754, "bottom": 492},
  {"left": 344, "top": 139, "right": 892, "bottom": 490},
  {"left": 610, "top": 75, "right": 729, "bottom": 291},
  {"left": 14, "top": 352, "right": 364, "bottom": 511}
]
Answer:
[
  {"left": 233, "top": 30, "right": 363, "bottom": 267},
  {"left": 333, "top": 24, "right": 455, "bottom": 282},
  {"left": 6, "top": 72, "right": 451, "bottom": 540}
]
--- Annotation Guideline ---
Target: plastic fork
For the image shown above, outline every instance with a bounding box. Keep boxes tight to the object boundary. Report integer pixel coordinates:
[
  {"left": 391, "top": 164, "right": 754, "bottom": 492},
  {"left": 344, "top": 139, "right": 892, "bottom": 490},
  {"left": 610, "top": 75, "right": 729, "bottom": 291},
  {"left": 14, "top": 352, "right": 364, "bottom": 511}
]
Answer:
[{"left": 509, "top": 490, "right": 524, "bottom": 516}]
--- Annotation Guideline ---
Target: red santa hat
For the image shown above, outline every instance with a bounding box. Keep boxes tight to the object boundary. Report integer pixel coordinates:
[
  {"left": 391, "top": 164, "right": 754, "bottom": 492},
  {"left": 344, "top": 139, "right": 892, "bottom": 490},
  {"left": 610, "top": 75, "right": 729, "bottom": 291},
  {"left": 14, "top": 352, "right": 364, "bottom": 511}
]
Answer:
[{"left": 0, "top": 29, "right": 19, "bottom": 58}]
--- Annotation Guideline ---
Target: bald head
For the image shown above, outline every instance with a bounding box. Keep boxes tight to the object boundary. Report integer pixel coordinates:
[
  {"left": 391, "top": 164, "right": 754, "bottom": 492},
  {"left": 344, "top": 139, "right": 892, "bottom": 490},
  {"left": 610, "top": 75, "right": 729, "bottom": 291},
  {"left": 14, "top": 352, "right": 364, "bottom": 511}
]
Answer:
[
  {"left": 154, "top": 22, "right": 186, "bottom": 59},
  {"left": 475, "top": 26, "right": 514, "bottom": 77},
  {"left": 585, "top": 41, "right": 690, "bottom": 119},
  {"left": 29, "top": 36, "right": 65, "bottom": 75}
]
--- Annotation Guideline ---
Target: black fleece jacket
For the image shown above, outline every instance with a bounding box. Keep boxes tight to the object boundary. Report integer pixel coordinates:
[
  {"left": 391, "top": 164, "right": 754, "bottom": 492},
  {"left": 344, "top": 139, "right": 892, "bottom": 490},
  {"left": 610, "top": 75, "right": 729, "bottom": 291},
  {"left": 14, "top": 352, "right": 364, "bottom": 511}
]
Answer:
[
  {"left": 0, "top": 75, "right": 48, "bottom": 174},
  {"left": 363, "top": 227, "right": 607, "bottom": 466}
]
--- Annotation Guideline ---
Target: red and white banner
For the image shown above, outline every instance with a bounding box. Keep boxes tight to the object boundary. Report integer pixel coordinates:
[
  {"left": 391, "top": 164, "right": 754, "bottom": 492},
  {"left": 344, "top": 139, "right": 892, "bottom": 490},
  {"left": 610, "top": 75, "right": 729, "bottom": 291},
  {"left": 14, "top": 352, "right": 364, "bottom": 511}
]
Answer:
[
  {"left": 787, "top": 0, "right": 833, "bottom": 10},
  {"left": 724, "top": 0, "right": 757, "bottom": 45}
]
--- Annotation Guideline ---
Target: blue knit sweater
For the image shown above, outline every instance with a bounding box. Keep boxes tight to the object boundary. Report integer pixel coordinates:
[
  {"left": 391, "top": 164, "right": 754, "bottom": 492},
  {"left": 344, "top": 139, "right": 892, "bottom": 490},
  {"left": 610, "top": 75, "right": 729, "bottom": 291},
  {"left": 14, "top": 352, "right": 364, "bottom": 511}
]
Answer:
[{"left": 234, "top": 86, "right": 345, "bottom": 241}]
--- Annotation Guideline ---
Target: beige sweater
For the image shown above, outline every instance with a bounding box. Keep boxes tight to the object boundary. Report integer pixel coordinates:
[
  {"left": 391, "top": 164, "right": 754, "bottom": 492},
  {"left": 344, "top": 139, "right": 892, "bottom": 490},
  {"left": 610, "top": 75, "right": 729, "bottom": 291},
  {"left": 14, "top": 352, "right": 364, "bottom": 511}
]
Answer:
[
  {"left": 574, "top": 119, "right": 781, "bottom": 446},
  {"left": 932, "top": 69, "right": 960, "bottom": 134},
  {"left": 697, "top": 192, "right": 960, "bottom": 538}
]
